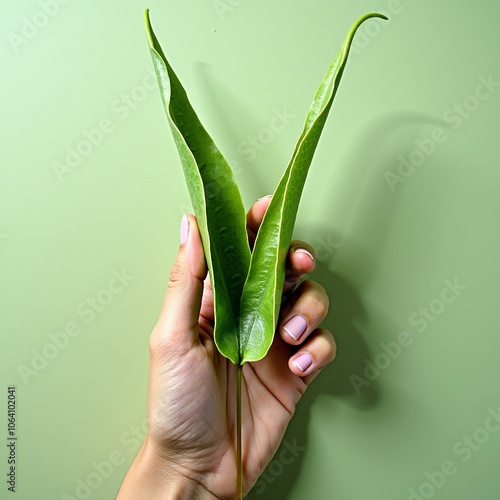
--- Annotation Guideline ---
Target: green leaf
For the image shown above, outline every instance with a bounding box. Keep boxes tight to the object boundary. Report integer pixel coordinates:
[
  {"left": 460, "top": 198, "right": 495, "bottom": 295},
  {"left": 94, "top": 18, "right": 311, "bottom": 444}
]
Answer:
[
  {"left": 238, "top": 12, "right": 388, "bottom": 364},
  {"left": 145, "top": 9, "right": 250, "bottom": 365}
]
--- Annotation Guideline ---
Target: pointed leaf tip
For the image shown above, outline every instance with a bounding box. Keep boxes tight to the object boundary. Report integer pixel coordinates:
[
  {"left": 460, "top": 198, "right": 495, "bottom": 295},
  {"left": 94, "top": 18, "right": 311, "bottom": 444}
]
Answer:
[
  {"left": 238, "top": 13, "right": 387, "bottom": 364},
  {"left": 145, "top": 11, "right": 250, "bottom": 365}
]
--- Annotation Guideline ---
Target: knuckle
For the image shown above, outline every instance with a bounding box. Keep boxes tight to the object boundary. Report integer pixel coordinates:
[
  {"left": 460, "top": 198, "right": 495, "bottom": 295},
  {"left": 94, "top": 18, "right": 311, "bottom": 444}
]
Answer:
[
  {"left": 315, "top": 282, "right": 327, "bottom": 298},
  {"left": 149, "top": 325, "right": 169, "bottom": 355},
  {"left": 318, "top": 331, "right": 336, "bottom": 363},
  {"left": 294, "top": 280, "right": 330, "bottom": 320},
  {"left": 310, "top": 292, "right": 329, "bottom": 319},
  {"left": 167, "top": 260, "right": 186, "bottom": 289},
  {"left": 301, "top": 279, "right": 327, "bottom": 300},
  {"left": 329, "top": 338, "right": 337, "bottom": 362},
  {"left": 149, "top": 328, "right": 186, "bottom": 362},
  {"left": 314, "top": 283, "right": 329, "bottom": 314},
  {"left": 149, "top": 331, "right": 165, "bottom": 358}
]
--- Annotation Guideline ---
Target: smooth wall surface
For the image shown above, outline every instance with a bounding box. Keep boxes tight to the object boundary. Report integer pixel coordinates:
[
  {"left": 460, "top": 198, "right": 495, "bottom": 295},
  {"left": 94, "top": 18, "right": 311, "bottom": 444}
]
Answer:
[{"left": 1, "top": 0, "right": 499, "bottom": 498}]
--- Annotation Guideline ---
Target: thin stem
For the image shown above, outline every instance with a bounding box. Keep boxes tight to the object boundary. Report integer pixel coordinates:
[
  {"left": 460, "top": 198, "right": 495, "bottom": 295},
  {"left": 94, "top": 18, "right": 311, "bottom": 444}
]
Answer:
[{"left": 236, "top": 363, "right": 243, "bottom": 500}]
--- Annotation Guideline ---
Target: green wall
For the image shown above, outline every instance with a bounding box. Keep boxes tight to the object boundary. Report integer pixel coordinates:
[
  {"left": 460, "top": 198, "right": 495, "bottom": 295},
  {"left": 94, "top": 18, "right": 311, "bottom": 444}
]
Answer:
[{"left": 1, "top": 0, "right": 500, "bottom": 498}]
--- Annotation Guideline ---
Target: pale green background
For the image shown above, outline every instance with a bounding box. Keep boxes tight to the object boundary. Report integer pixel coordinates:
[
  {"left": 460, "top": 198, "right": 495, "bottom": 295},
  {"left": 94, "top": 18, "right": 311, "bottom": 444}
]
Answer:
[{"left": 1, "top": 0, "right": 499, "bottom": 499}]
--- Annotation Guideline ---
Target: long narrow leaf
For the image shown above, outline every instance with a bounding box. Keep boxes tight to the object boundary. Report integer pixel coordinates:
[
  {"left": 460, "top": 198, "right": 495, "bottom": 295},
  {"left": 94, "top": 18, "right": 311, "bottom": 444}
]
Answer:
[
  {"left": 145, "top": 10, "right": 250, "bottom": 364},
  {"left": 239, "top": 13, "right": 388, "bottom": 364}
]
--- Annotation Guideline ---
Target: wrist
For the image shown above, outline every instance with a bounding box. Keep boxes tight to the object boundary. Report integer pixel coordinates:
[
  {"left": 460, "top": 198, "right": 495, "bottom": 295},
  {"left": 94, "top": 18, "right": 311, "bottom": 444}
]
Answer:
[{"left": 117, "top": 437, "right": 218, "bottom": 500}]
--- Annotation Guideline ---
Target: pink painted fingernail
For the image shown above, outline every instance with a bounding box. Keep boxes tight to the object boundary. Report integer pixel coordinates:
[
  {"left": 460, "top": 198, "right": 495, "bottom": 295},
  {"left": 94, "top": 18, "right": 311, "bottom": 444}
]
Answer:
[
  {"left": 293, "top": 353, "right": 313, "bottom": 372},
  {"left": 283, "top": 315, "right": 307, "bottom": 341},
  {"left": 180, "top": 215, "right": 189, "bottom": 244}
]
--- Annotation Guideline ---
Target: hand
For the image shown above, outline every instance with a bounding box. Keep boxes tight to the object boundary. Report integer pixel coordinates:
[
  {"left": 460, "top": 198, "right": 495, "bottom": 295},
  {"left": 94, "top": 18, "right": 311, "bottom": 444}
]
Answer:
[{"left": 117, "top": 197, "right": 336, "bottom": 499}]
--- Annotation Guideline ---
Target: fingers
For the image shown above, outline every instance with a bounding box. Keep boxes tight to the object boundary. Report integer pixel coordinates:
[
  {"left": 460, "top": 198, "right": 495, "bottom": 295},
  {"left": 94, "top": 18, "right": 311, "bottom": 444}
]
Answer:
[
  {"left": 279, "top": 279, "right": 335, "bottom": 382},
  {"left": 246, "top": 195, "right": 272, "bottom": 248},
  {"left": 247, "top": 197, "right": 333, "bottom": 382},
  {"left": 247, "top": 196, "right": 315, "bottom": 292},
  {"left": 198, "top": 278, "right": 215, "bottom": 324},
  {"left": 280, "top": 280, "right": 329, "bottom": 343},
  {"left": 150, "top": 214, "right": 207, "bottom": 352},
  {"left": 288, "top": 328, "right": 337, "bottom": 383},
  {"left": 283, "top": 242, "right": 316, "bottom": 293}
]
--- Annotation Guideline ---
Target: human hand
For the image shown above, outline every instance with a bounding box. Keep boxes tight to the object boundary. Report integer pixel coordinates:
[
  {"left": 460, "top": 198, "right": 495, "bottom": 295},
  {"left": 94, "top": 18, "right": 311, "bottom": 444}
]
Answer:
[{"left": 117, "top": 197, "right": 336, "bottom": 499}]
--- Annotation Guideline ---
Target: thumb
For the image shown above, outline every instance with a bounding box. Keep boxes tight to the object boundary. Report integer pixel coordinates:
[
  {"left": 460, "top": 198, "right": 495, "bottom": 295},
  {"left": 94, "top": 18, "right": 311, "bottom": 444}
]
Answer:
[{"left": 151, "top": 214, "right": 207, "bottom": 350}]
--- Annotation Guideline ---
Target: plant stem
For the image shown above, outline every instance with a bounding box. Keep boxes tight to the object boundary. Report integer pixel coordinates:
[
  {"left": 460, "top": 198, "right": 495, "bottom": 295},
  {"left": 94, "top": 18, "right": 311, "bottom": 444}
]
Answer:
[{"left": 236, "top": 363, "right": 243, "bottom": 500}]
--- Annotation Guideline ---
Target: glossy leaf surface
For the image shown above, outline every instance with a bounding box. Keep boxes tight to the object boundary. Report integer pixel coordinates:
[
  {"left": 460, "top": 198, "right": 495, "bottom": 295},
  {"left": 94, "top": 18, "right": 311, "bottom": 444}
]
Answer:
[
  {"left": 238, "top": 13, "right": 387, "bottom": 363},
  {"left": 145, "top": 10, "right": 250, "bottom": 364}
]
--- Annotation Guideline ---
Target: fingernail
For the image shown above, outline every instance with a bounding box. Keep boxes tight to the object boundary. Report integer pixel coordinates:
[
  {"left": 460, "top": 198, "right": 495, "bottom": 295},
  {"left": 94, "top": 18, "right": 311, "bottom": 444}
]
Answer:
[
  {"left": 294, "top": 248, "right": 314, "bottom": 261},
  {"left": 293, "top": 352, "right": 313, "bottom": 372},
  {"left": 180, "top": 215, "right": 189, "bottom": 245},
  {"left": 257, "top": 195, "right": 272, "bottom": 201},
  {"left": 283, "top": 315, "right": 307, "bottom": 341}
]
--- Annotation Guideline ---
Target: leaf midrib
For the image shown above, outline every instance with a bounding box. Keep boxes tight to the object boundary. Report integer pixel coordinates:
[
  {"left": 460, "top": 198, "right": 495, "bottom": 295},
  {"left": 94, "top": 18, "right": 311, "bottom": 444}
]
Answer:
[
  {"left": 151, "top": 43, "right": 243, "bottom": 361},
  {"left": 171, "top": 101, "right": 242, "bottom": 359},
  {"left": 240, "top": 95, "right": 334, "bottom": 361}
]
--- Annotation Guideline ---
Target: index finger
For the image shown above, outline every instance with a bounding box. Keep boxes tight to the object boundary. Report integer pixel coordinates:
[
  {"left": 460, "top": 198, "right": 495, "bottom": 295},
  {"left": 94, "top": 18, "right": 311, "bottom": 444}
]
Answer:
[
  {"left": 246, "top": 195, "right": 272, "bottom": 248},
  {"left": 246, "top": 196, "right": 315, "bottom": 294}
]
